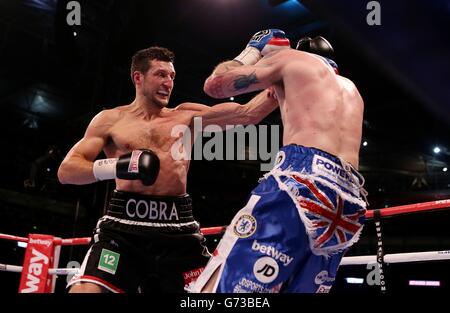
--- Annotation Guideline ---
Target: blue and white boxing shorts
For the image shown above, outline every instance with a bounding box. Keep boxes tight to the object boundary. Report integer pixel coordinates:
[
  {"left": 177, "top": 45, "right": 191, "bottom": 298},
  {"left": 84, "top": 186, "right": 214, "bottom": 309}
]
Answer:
[{"left": 193, "top": 144, "right": 367, "bottom": 293}]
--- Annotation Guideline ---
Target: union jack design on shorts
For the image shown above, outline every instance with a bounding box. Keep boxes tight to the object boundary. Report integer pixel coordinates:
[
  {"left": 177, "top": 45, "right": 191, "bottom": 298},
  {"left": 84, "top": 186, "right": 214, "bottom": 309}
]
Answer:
[{"left": 284, "top": 174, "right": 365, "bottom": 255}]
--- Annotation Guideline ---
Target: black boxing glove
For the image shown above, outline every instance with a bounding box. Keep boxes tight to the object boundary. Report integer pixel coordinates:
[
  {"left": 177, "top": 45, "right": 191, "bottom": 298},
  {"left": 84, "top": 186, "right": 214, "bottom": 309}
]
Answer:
[
  {"left": 296, "top": 36, "right": 334, "bottom": 59},
  {"left": 93, "top": 149, "right": 160, "bottom": 186},
  {"left": 296, "top": 36, "right": 338, "bottom": 73}
]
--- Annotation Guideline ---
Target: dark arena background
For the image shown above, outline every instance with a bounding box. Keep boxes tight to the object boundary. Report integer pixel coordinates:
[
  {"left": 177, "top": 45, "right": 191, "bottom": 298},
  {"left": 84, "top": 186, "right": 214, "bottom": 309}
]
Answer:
[{"left": 0, "top": 0, "right": 449, "bottom": 299}]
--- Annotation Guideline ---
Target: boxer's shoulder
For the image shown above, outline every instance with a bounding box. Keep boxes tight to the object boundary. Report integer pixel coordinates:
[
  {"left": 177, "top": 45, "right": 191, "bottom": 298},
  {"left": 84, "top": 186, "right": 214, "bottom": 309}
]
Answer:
[
  {"left": 175, "top": 102, "right": 208, "bottom": 112},
  {"left": 93, "top": 106, "right": 125, "bottom": 123},
  {"left": 86, "top": 107, "right": 126, "bottom": 138}
]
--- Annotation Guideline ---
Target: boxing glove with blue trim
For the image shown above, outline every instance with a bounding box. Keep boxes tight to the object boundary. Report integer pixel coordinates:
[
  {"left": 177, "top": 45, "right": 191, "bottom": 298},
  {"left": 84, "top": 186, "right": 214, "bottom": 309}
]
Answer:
[{"left": 234, "top": 29, "right": 290, "bottom": 65}]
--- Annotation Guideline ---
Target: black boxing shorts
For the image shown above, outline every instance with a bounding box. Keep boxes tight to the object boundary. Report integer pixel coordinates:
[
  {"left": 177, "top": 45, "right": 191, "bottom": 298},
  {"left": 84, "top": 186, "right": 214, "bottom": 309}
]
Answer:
[{"left": 67, "top": 190, "right": 210, "bottom": 293}]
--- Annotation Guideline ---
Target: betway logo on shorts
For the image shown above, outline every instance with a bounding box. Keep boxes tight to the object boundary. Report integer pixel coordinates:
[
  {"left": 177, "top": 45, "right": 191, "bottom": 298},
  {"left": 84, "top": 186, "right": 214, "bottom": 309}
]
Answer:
[
  {"left": 312, "top": 155, "right": 358, "bottom": 189},
  {"left": 251, "top": 240, "right": 293, "bottom": 266},
  {"left": 126, "top": 199, "right": 179, "bottom": 221}
]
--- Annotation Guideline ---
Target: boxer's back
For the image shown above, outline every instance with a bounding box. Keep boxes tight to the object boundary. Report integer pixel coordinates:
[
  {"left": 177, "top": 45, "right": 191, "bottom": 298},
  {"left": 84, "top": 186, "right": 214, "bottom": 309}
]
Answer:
[{"left": 275, "top": 51, "right": 364, "bottom": 168}]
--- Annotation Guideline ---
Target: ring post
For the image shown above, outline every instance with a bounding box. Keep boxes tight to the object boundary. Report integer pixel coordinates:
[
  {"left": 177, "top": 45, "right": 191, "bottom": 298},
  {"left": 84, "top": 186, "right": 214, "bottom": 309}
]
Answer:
[{"left": 18, "top": 234, "right": 55, "bottom": 293}]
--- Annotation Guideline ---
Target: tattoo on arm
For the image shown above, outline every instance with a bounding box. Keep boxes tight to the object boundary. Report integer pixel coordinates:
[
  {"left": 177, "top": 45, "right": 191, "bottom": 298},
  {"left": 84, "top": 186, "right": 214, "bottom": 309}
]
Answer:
[{"left": 233, "top": 73, "right": 259, "bottom": 91}]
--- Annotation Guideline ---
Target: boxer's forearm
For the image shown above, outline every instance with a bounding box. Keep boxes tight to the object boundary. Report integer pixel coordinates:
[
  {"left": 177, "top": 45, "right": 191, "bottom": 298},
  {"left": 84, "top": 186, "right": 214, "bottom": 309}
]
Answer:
[
  {"left": 210, "top": 60, "right": 242, "bottom": 76},
  {"left": 198, "top": 89, "right": 276, "bottom": 128},
  {"left": 244, "top": 89, "right": 278, "bottom": 125},
  {"left": 57, "top": 155, "right": 97, "bottom": 185},
  {"left": 204, "top": 61, "right": 243, "bottom": 98},
  {"left": 204, "top": 62, "right": 277, "bottom": 99}
]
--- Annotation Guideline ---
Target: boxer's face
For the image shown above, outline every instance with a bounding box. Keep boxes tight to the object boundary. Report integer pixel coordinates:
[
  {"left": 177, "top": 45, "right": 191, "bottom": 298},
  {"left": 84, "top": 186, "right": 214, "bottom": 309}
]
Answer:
[{"left": 138, "top": 60, "right": 175, "bottom": 108}]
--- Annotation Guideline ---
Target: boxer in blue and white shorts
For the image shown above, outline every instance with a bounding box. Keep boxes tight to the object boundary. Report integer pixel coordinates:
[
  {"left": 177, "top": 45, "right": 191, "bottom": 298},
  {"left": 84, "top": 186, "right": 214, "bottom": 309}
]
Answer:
[
  {"left": 193, "top": 29, "right": 368, "bottom": 293},
  {"left": 194, "top": 145, "right": 366, "bottom": 293}
]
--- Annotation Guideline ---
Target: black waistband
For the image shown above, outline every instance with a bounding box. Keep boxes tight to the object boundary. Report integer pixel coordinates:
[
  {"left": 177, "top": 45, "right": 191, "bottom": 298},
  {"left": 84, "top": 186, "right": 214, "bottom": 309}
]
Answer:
[{"left": 106, "top": 190, "right": 194, "bottom": 224}]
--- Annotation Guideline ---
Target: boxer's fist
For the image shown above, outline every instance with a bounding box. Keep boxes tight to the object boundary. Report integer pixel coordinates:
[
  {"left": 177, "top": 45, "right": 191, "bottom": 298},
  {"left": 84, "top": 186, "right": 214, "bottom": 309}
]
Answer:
[
  {"left": 116, "top": 149, "right": 160, "bottom": 186},
  {"left": 234, "top": 29, "right": 290, "bottom": 65},
  {"left": 93, "top": 149, "right": 160, "bottom": 186},
  {"left": 248, "top": 29, "right": 290, "bottom": 56}
]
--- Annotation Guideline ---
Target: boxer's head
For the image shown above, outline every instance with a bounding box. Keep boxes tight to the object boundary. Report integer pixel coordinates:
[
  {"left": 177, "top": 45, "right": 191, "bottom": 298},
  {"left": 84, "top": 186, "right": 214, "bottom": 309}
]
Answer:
[
  {"left": 296, "top": 36, "right": 338, "bottom": 74},
  {"left": 131, "top": 47, "right": 176, "bottom": 108},
  {"left": 296, "top": 36, "right": 334, "bottom": 59}
]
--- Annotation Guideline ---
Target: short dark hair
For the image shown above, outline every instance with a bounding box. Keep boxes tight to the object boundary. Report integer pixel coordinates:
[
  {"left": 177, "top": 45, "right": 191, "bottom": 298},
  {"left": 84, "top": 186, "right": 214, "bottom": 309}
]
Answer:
[{"left": 130, "top": 46, "right": 175, "bottom": 84}]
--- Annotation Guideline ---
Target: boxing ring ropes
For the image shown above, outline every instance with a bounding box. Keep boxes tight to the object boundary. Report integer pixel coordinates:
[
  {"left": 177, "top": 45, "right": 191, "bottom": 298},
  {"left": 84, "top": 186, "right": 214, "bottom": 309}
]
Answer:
[{"left": 1, "top": 199, "right": 450, "bottom": 293}]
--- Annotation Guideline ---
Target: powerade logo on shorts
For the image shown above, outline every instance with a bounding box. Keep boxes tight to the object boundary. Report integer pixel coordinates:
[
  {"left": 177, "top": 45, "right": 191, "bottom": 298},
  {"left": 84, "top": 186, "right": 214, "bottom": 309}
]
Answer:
[
  {"left": 312, "top": 155, "right": 358, "bottom": 190},
  {"left": 233, "top": 214, "right": 257, "bottom": 238},
  {"left": 128, "top": 150, "right": 142, "bottom": 173}
]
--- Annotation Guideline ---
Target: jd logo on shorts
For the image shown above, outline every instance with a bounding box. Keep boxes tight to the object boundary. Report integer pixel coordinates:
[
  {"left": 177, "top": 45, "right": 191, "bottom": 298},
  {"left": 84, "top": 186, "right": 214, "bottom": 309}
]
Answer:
[
  {"left": 98, "top": 249, "right": 120, "bottom": 275},
  {"left": 253, "top": 257, "right": 279, "bottom": 284}
]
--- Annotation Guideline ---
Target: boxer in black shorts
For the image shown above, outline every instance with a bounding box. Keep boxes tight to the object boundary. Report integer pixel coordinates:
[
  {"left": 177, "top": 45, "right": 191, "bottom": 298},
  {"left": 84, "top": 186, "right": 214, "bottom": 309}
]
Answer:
[{"left": 68, "top": 191, "right": 208, "bottom": 292}]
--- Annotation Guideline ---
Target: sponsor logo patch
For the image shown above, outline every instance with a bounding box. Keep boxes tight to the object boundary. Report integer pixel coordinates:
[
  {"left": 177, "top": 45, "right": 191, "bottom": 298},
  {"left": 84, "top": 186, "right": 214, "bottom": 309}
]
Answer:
[
  {"left": 316, "top": 285, "right": 332, "bottom": 293},
  {"left": 233, "top": 214, "right": 257, "bottom": 238},
  {"left": 128, "top": 150, "right": 142, "bottom": 173},
  {"left": 312, "top": 155, "right": 359, "bottom": 191},
  {"left": 98, "top": 249, "right": 120, "bottom": 275},
  {"left": 251, "top": 240, "right": 293, "bottom": 266},
  {"left": 314, "top": 270, "right": 335, "bottom": 285},
  {"left": 253, "top": 257, "right": 279, "bottom": 284}
]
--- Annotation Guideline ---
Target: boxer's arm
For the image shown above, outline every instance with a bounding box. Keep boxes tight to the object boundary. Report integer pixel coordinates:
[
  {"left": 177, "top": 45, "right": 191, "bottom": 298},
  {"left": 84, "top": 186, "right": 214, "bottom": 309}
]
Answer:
[
  {"left": 209, "top": 60, "right": 242, "bottom": 76},
  {"left": 57, "top": 111, "right": 111, "bottom": 185},
  {"left": 179, "top": 89, "right": 277, "bottom": 129},
  {"left": 204, "top": 52, "right": 285, "bottom": 99}
]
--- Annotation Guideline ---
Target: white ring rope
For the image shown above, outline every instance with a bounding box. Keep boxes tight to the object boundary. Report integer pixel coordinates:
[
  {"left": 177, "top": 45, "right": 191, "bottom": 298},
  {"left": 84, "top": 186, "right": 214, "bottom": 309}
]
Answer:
[
  {"left": 341, "top": 250, "right": 450, "bottom": 265},
  {"left": 2, "top": 250, "right": 450, "bottom": 275},
  {"left": 0, "top": 264, "right": 79, "bottom": 275}
]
